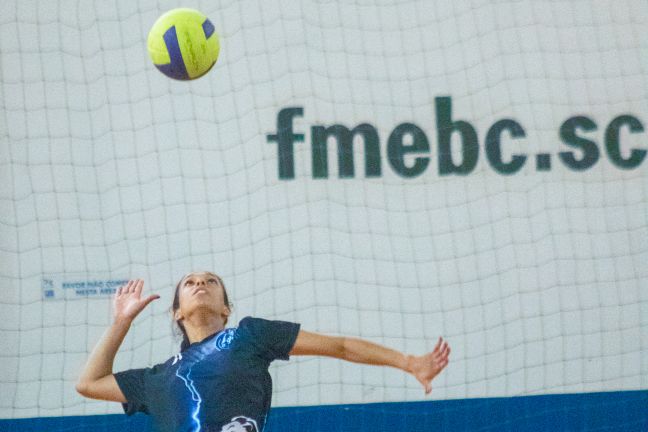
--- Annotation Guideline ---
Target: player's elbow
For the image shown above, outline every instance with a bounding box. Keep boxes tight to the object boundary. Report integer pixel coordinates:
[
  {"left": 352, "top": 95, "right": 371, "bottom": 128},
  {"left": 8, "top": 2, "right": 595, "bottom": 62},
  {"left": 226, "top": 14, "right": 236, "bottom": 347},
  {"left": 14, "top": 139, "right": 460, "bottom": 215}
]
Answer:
[
  {"left": 74, "top": 374, "right": 126, "bottom": 403},
  {"left": 75, "top": 379, "right": 97, "bottom": 398},
  {"left": 75, "top": 380, "right": 89, "bottom": 397}
]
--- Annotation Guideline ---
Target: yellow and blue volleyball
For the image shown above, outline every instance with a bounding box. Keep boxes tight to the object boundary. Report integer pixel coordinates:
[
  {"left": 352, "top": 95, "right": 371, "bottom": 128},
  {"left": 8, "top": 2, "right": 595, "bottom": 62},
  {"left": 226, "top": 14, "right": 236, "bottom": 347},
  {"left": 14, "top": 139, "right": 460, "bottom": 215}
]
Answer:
[{"left": 147, "top": 8, "right": 220, "bottom": 81}]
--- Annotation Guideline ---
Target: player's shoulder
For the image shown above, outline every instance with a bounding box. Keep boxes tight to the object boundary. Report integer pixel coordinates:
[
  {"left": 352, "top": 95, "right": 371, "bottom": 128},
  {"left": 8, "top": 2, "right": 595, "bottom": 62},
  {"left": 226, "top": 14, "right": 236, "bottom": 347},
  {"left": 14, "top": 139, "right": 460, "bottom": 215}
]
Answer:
[
  {"left": 119, "top": 358, "right": 175, "bottom": 381},
  {"left": 236, "top": 315, "right": 300, "bottom": 338},
  {"left": 160, "top": 354, "right": 182, "bottom": 369},
  {"left": 236, "top": 315, "right": 259, "bottom": 333},
  {"left": 236, "top": 315, "right": 276, "bottom": 339},
  {"left": 237, "top": 315, "right": 282, "bottom": 332},
  {"left": 238, "top": 315, "right": 264, "bottom": 326}
]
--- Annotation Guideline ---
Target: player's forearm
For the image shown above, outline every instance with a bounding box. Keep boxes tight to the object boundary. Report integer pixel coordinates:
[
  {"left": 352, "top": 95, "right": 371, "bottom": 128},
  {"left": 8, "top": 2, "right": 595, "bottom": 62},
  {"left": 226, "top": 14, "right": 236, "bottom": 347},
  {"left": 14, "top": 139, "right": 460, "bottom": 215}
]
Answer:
[
  {"left": 77, "top": 319, "right": 131, "bottom": 385},
  {"left": 342, "top": 337, "right": 412, "bottom": 372}
]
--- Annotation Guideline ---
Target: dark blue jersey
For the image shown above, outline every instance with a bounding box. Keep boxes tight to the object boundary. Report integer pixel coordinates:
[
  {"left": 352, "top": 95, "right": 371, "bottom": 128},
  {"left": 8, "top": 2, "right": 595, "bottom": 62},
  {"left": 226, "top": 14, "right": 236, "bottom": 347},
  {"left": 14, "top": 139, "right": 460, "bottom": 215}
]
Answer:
[{"left": 113, "top": 316, "right": 301, "bottom": 432}]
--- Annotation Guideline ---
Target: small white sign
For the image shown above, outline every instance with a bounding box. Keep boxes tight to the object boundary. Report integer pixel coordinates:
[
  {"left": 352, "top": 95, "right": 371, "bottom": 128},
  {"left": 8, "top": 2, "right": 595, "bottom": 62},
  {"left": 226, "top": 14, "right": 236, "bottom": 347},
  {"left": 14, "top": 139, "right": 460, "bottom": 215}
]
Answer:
[{"left": 42, "top": 276, "right": 128, "bottom": 300}]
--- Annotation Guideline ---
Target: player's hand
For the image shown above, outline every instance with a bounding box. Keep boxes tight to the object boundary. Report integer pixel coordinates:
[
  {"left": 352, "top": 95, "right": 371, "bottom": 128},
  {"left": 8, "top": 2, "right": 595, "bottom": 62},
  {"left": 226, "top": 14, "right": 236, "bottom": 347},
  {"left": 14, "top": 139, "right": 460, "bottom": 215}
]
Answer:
[
  {"left": 408, "top": 337, "right": 450, "bottom": 395},
  {"left": 112, "top": 279, "right": 160, "bottom": 324}
]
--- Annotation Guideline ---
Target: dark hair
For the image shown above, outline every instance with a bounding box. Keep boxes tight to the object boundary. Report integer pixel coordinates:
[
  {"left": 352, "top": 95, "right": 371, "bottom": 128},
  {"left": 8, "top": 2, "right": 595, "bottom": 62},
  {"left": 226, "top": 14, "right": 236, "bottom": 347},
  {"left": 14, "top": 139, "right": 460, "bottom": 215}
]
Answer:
[{"left": 171, "top": 272, "right": 232, "bottom": 352}]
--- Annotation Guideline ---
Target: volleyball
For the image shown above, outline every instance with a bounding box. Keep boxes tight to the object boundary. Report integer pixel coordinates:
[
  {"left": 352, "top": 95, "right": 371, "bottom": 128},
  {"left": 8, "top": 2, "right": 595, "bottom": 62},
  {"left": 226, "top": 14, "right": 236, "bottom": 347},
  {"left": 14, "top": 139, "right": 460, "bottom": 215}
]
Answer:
[{"left": 147, "top": 8, "right": 220, "bottom": 80}]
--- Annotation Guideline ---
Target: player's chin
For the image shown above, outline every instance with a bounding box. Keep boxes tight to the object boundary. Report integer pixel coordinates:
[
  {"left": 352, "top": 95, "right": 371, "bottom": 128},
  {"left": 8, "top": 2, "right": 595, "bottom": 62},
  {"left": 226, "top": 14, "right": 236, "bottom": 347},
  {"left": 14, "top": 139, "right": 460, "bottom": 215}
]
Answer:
[{"left": 188, "top": 299, "right": 220, "bottom": 314}]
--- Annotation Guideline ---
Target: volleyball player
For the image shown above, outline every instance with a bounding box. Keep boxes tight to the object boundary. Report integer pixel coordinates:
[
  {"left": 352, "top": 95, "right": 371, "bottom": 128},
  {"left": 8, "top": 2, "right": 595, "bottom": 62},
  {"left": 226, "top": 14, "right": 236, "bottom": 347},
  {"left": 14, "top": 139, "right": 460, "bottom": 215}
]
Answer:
[{"left": 76, "top": 272, "right": 450, "bottom": 431}]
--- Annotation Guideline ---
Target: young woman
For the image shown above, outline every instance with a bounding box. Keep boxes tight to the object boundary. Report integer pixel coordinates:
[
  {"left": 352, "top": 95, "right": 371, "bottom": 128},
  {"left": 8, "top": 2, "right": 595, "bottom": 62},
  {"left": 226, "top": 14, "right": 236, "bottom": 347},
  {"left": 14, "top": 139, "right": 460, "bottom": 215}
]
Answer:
[{"left": 76, "top": 272, "right": 450, "bottom": 432}]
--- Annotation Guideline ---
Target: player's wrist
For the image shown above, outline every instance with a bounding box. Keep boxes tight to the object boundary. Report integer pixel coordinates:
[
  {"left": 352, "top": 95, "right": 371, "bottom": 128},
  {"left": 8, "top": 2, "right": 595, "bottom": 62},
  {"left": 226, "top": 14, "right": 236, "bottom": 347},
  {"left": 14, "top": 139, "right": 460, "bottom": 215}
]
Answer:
[
  {"left": 403, "top": 354, "right": 415, "bottom": 373},
  {"left": 112, "top": 316, "right": 133, "bottom": 328}
]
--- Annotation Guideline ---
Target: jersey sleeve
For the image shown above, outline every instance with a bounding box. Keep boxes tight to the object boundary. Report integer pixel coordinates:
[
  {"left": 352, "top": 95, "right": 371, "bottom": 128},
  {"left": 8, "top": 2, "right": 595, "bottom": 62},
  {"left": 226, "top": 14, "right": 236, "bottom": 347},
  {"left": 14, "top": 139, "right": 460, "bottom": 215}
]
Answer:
[
  {"left": 239, "top": 316, "right": 301, "bottom": 362},
  {"left": 113, "top": 368, "right": 150, "bottom": 415}
]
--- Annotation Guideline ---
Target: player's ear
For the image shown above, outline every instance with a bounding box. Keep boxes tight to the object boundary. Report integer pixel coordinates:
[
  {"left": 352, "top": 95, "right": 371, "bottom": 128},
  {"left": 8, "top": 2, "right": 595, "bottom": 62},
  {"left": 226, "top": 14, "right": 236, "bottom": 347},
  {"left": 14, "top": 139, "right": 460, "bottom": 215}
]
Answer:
[{"left": 174, "top": 309, "right": 184, "bottom": 321}]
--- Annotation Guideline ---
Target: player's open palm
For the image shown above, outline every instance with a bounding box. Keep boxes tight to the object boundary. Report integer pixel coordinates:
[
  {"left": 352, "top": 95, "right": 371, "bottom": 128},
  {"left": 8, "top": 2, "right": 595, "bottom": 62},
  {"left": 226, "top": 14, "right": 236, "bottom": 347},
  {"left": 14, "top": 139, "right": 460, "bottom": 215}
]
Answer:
[
  {"left": 409, "top": 337, "right": 450, "bottom": 395},
  {"left": 113, "top": 279, "right": 160, "bottom": 323}
]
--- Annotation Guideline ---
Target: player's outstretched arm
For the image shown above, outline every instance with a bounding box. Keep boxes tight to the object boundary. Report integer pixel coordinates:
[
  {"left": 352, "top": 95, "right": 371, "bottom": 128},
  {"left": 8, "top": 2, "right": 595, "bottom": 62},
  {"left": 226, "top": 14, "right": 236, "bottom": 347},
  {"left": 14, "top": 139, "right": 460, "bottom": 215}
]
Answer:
[
  {"left": 289, "top": 330, "right": 450, "bottom": 394},
  {"left": 75, "top": 279, "right": 159, "bottom": 402}
]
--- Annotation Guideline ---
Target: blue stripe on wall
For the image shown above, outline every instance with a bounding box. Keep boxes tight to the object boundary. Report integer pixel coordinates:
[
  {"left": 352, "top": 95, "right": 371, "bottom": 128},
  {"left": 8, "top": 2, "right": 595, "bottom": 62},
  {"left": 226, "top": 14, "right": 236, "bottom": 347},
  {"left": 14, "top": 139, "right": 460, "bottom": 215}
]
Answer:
[{"left": 1, "top": 390, "right": 646, "bottom": 432}]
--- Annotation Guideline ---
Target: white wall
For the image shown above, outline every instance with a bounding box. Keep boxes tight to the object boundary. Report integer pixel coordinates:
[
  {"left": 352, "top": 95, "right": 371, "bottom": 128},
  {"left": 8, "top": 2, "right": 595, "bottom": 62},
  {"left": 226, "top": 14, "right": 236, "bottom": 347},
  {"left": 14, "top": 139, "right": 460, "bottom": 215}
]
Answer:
[{"left": 1, "top": 0, "right": 647, "bottom": 418}]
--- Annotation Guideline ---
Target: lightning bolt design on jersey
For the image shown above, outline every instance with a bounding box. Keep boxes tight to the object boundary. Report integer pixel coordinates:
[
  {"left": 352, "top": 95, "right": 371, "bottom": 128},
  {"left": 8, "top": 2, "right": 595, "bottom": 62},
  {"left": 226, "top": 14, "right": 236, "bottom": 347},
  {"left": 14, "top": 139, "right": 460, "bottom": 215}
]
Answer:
[{"left": 174, "top": 328, "right": 238, "bottom": 432}]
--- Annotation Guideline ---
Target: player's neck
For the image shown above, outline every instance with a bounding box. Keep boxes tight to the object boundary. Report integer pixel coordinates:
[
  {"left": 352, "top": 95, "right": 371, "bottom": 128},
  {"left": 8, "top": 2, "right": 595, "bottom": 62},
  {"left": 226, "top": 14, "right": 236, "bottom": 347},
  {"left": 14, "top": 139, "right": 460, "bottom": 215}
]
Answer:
[{"left": 183, "top": 311, "right": 226, "bottom": 344}]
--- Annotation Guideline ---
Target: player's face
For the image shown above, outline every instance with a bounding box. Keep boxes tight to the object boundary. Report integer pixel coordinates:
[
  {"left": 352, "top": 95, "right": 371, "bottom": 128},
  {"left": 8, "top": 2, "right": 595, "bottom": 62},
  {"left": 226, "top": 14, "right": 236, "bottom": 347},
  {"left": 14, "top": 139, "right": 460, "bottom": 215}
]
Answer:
[{"left": 176, "top": 272, "right": 230, "bottom": 322}]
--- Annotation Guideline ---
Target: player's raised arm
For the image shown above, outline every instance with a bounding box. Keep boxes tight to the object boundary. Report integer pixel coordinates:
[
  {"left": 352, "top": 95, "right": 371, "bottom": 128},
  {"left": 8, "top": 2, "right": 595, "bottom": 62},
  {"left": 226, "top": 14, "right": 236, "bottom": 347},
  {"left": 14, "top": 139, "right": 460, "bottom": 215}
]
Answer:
[
  {"left": 289, "top": 330, "right": 450, "bottom": 394},
  {"left": 75, "top": 279, "right": 159, "bottom": 402}
]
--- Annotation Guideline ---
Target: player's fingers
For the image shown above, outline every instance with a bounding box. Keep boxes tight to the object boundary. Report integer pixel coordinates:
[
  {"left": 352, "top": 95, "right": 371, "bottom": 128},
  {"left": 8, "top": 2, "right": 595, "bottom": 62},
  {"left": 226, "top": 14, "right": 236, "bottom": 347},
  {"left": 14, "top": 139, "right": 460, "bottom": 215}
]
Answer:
[
  {"left": 118, "top": 280, "right": 132, "bottom": 296},
  {"left": 142, "top": 294, "right": 160, "bottom": 308},
  {"left": 440, "top": 342, "right": 449, "bottom": 356},
  {"left": 135, "top": 279, "right": 143, "bottom": 296},
  {"left": 436, "top": 341, "right": 446, "bottom": 353},
  {"left": 434, "top": 342, "right": 448, "bottom": 360},
  {"left": 425, "top": 382, "right": 432, "bottom": 395},
  {"left": 438, "top": 359, "right": 449, "bottom": 371},
  {"left": 433, "top": 337, "right": 443, "bottom": 353},
  {"left": 126, "top": 280, "right": 135, "bottom": 293},
  {"left": 437, "top": 348, "right": 449, "bottom": 363}
]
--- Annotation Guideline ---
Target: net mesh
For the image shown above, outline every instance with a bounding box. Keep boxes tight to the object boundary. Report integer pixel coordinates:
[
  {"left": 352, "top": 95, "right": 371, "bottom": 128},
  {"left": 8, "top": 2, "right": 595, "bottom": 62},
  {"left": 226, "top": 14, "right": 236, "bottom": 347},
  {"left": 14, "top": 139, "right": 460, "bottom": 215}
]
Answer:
[{"left": 0, "top": 0, "right": 646, "bottom": 428}]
